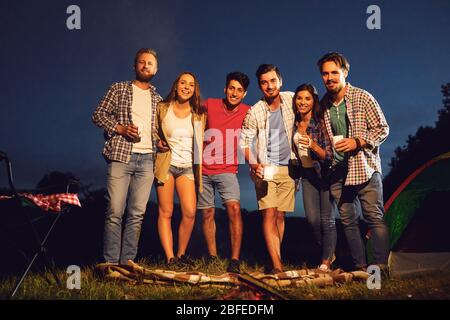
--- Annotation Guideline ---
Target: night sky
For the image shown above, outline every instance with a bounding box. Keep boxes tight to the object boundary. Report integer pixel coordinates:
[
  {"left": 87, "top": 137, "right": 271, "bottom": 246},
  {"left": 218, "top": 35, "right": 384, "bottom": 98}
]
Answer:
[{"left": 1, "top": 0, "right": 449, "bottom": 214}]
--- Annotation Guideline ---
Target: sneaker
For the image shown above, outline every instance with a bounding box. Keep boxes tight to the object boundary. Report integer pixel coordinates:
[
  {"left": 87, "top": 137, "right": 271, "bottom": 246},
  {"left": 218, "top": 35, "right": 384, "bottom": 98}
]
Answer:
[
  {"left": 206, "top": 255, "right": 220, "bottom": 263},
  {"left": 227, "top": 259, "right": 241, "bottom": 273},
  {"left": 331, "top": 253, "right": 336, "bottom": 265},
  {"left": 179, "top": 254, "right": 195, "bottom": 269},
  {"left": 206, "top": 255, "right": 222, "bottom": 268},
  {"left": 166, "top": 257, "right": 180, "bottom": 271},
  {"left": 318, "top": 263, "right": 330, "bottom": 272},
  {"left": 318, "top": 254, "right": 336, "bottom": 272},
  {"left": 270, "top": 268, "right": 283, "bottom": 275}
]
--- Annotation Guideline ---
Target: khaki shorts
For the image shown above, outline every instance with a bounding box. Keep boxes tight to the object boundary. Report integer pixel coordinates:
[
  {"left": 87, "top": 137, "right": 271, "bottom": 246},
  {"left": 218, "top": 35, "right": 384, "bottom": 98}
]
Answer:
[{"left": 254, "top": 165, "right": 295, "bottom": 212}]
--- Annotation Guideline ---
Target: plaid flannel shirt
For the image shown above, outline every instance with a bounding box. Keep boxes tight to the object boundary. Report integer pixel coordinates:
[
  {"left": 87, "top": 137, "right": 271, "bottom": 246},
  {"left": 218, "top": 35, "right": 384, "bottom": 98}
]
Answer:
[
  {"left": 240, "top": 91, "right": 296, "bottom": 164},
  {"left": 322, "top": 84, "right": 389, "bottom": 185},
  {"left": 92, "top": 81, "right": 162, "bottom": 163},
  {"left": 294, "top": 117, "right": 333, "bottom": 163}
]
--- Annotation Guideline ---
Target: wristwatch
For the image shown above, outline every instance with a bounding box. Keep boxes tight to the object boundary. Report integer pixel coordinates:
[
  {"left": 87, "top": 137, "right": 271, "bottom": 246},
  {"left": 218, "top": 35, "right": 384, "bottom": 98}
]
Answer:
[{"left": 354, "top": 137, "right": 362, "bottom": 150}]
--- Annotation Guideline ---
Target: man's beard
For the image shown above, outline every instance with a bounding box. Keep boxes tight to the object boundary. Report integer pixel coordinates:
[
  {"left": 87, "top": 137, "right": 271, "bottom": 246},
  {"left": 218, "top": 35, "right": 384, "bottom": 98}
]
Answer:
[
  {"left": 136, "top": 71, "right": 153, "bottom": 82},
  {"left": 264, "top": 89, "right": 280, "bottom": 101},
  {"left": 326, "top": 81, "right": 343, "bottom": 95}
]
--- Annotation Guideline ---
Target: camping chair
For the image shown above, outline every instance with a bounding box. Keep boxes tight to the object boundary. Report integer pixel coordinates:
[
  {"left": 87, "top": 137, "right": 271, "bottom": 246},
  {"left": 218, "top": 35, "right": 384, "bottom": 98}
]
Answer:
[{"left": 0, "top": 150, "right": 80, "bottom": 297}]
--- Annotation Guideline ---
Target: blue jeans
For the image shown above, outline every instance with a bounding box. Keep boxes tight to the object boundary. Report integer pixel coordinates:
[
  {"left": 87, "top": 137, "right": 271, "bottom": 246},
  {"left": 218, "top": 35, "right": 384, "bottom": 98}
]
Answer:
[
  {"left": 330, "top": 168, "right": 389, "bottom": 268},
  {"left": 197, "top": 173, "right": 240, "bottom": 209},
  {"left": 301, "top": 169, "right": 336, "bottom": 262},
  {"left": 103, "top": 153, "right": 154, "bottom": 264}
]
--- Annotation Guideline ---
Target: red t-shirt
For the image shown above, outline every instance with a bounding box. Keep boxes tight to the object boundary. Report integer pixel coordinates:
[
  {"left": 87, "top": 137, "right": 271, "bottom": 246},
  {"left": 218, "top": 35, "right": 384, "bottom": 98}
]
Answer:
[{"left": 202, "top": 98, "right": 251, "bottom": 175}]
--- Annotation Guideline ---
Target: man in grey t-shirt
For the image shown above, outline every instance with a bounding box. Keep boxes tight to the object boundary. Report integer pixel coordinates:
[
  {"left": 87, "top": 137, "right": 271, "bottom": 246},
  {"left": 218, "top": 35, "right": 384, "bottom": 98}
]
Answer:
[{"left": 240, "top": 64, "right": 296, "bottom": 273}]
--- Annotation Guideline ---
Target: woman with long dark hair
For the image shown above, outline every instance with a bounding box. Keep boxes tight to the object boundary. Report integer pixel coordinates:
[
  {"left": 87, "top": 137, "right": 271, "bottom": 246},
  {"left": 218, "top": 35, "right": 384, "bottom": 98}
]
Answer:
[
  {"left": 292, "top": 83, "right": 336, "bottom": 271},
  {"left": 153, "top": 71, "right": 206, "bottom": 267}
]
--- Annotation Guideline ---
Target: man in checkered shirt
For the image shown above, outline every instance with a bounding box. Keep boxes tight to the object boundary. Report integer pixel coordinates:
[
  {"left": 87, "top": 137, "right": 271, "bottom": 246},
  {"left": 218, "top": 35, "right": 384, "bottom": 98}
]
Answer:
[
  {"left": 92, "top": 48, "right": 162, "bottom": 265},
  {"left": 240, "top": 64, "right": 295, "bottom": 273},
  {"left": 318, "top": 52, "right": 389, "bottom": 271}
]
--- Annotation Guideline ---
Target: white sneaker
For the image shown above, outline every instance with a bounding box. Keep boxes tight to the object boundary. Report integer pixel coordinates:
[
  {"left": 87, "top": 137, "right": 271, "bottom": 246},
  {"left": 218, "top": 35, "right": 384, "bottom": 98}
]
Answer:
[{"left": 318, "top": 264, "right": 330, "bottom": 272}]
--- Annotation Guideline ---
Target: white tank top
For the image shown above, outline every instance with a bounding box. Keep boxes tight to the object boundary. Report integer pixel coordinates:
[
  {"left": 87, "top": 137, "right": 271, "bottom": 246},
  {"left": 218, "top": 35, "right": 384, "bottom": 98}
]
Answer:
[{"left": 162, "top": 104, "right": 193, "bottom": 167}]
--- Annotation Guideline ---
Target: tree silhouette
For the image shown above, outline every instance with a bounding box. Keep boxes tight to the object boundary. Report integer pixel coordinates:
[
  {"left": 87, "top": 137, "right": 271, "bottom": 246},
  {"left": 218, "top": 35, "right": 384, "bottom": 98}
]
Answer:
[
  {"left": 384, "top": 83, "right": 450, "bottom": 199},
  {"left": 36, "top": 171, "right": 80, "bottom": 194}
]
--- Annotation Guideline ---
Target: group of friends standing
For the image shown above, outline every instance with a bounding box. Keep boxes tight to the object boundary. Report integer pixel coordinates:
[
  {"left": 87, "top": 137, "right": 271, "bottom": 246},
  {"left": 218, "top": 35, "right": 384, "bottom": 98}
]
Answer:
[{"left": 92, "top": 48, "right": 390, "bottom": 274}]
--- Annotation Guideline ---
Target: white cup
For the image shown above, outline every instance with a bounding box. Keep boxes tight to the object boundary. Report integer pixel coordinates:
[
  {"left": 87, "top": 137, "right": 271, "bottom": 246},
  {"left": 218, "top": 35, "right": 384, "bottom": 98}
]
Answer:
[
  {"left": 299, "top": 135, "right": 310, "bottom": 156},
  {"left": 133, "top": 122, "right": 142, "bottom": 143},
  {"left": 135, "top": 122, "right": 142, "bottom": 136},
  {"left": 294, "top": 133, "right": 310, "bottom": 157},
  {"left": 332, "top": 135, "right": 344, "bottom": 148},
  {"left": 263, "top": 166, "right": 276, "bottom": 181}
]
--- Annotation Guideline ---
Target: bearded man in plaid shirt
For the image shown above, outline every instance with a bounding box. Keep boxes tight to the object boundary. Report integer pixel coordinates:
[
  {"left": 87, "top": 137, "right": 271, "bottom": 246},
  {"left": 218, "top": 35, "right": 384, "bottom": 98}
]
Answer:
[
  {"left": 92, "top": 48, "right": 162, "bottom": 265},
  {"left": 318, "top": 52, "right": 389, "bottom": 271}
]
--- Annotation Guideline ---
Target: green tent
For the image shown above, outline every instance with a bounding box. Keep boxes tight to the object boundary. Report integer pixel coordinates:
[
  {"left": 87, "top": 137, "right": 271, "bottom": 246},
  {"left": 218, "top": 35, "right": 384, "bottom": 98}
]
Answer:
[{"left": 382, "top": 152, "right": 450, "bottom": 276}]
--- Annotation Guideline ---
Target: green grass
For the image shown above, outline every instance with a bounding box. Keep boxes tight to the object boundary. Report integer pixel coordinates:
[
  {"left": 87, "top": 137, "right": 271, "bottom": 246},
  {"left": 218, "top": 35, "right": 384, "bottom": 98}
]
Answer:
[{"left": 1, "top": 258, "right": 450, "bottom": 300}]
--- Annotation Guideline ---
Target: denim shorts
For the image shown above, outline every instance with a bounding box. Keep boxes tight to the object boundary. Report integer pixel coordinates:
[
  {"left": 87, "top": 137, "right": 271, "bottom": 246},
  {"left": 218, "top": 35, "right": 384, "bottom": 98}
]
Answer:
[
  {"left": 197, "top": 173, "right": 240, "bottom": 209},
  {"left": 168, "top": 165, "right": 194, "bottom": 181}
]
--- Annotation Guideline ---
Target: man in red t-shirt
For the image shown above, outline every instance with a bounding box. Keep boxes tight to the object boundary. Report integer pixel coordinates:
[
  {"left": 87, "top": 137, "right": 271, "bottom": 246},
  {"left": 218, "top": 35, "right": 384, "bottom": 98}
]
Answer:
[{"left": 198, "top": 72, "right": 250, "bottom": 273}]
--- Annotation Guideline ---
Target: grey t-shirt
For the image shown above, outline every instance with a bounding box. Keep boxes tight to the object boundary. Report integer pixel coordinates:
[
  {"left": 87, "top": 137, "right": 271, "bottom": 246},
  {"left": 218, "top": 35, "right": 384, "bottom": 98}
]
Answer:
[{"left": 267, "top": 107, "right": 291, "bottom": 166}]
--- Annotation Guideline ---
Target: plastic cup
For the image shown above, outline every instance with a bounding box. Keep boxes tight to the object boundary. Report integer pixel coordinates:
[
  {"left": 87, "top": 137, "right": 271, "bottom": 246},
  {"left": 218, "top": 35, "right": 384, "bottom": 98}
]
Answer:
[
  {"left": 263, "top": 166, "right": 276, "bottom": 181},
  {"left": 332, "top": 135, "right": 344, "bottom": 148},
  {"left": 298, "top": 135, "right": 310, "bottom": 157}
]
